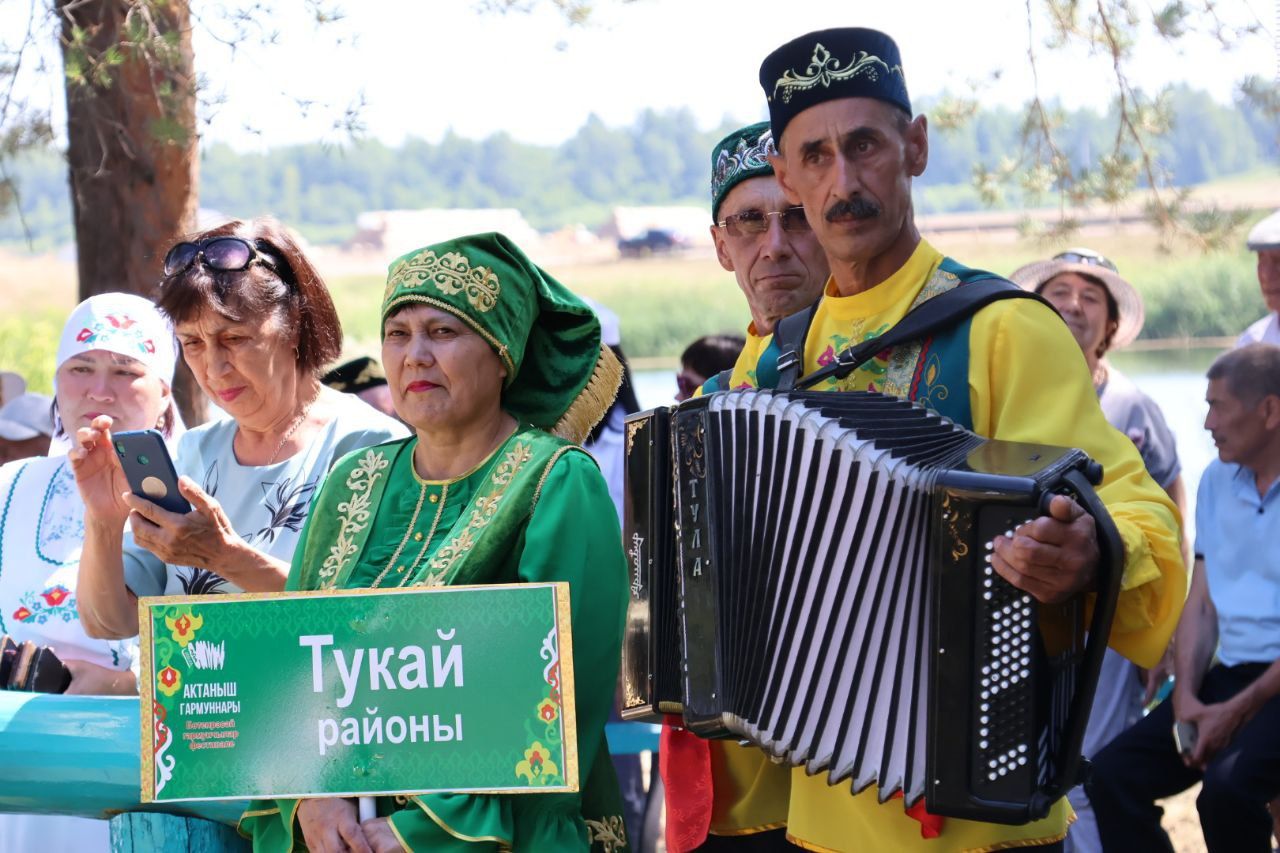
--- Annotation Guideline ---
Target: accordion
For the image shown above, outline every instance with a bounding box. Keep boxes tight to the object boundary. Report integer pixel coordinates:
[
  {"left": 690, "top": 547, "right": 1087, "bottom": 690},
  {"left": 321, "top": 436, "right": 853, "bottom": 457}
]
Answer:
[{"left": 620, "top": 389, "right": 1122, "bottom": 825}]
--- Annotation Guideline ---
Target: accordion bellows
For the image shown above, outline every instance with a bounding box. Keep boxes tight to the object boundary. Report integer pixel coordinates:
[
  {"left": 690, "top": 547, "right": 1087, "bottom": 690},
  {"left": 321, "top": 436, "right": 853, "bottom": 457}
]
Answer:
[{"left": 621, "top": 389, "right": 1122, "bottom": 825}]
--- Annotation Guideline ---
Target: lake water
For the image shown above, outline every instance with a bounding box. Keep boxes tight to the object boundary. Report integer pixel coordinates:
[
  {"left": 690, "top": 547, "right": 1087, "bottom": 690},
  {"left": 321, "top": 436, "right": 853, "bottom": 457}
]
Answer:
[{"left": 632, "top": 346, "right": 1223, "bottom": 541}]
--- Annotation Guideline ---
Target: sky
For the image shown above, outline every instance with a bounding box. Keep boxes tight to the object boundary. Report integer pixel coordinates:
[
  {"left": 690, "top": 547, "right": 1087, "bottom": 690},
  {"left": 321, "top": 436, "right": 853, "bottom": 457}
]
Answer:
[{"left": 4, "top": 0, "right": 1276, "bottom": 149}]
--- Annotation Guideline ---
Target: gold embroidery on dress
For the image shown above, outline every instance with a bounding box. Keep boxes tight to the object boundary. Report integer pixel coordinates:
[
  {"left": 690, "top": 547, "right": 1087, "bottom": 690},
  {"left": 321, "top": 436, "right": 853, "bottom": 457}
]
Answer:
[
  {"left": 385, "top": 248, "right": 501, "bottom": 313},
  {"left": 585, "top": 814, "right": 628, "bottom": 852},
  {"left": 533, "top": 446, "right": 577, "bottom": 509},
  {"left": 772, "top": 43, "right": 903, "bottom": 104},
  {"left": 319, "top": 449, "right": 390, "bottom": 587},
  {"left": 417, "top": 441, "right": 533, "bottom": 585}
]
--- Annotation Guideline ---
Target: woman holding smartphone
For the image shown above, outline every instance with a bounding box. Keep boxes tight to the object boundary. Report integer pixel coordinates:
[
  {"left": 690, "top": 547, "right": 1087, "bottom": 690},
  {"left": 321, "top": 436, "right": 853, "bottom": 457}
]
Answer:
[
  {"left": 0, "top": 292, "right": 178, "bottom": 850},
  {"left": 71, "top": 218, "right": 405, "bottom": 640}
]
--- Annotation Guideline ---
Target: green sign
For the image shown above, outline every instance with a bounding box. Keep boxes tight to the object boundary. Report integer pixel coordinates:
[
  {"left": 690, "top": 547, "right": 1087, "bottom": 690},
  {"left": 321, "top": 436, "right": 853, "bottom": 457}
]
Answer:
[{"left": 139, "top": 583, "right": 577, "bottom": 803}]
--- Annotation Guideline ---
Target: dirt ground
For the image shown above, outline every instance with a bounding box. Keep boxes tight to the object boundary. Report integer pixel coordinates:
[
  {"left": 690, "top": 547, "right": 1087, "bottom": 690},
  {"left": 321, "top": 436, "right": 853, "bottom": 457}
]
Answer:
[{"left": 1159, "top": 785, "right": 1206, "bottom": 852}]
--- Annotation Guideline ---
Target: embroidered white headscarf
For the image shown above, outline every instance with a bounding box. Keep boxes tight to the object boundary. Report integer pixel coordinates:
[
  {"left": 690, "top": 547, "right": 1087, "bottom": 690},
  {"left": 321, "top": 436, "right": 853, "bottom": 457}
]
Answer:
[
  {"left": 51, "top": 292, "right": 183, "bottom": 452},
  {"left": 56, "top": 292, "right": 178, "bottom": 381}
]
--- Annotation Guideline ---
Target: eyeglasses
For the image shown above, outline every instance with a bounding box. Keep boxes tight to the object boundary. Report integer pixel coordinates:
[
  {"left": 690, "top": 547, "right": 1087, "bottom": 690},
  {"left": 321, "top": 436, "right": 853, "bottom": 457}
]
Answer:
[
  {"left": 1054, "top": 249, "right": 1118, "bottom": 273},
  {"left": 163, "top": 236, "right": 282, "bottom": 277},
  {"left": 717, "top": 207, "right": 811, "bottom": 239}
]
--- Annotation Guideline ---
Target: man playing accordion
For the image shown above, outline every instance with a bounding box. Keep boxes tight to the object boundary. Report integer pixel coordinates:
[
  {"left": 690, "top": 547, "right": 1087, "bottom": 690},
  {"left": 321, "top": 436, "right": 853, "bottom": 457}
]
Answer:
[{"left": 663, "top": 27, "right": 1186, "bottom": 853}]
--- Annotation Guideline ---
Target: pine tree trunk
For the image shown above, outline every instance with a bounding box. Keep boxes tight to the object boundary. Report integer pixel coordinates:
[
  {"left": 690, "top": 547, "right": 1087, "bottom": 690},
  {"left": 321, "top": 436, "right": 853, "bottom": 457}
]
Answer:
[{"left": 57, "top": 0, "right": 206, "bottom": 425}]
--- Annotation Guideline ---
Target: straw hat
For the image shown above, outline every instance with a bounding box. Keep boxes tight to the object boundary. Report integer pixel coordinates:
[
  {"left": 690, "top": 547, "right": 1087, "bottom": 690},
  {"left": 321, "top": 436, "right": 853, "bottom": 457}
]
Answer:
[{"left": 1009, "top": 248, "right": 1144, "bottom": 349}]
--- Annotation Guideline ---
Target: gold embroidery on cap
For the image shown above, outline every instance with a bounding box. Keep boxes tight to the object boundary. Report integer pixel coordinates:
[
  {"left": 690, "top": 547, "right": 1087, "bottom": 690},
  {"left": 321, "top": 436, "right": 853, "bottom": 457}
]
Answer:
[
  {"left": 773, "top": 43, "right": 902, "bottom": 104},
  {"left": 386, "top": 249, "right": 501, "bottom": 312}
]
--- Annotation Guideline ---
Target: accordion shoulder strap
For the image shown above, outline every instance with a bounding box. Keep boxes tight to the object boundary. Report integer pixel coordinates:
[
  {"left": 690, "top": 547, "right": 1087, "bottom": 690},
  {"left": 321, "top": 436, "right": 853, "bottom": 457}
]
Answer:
[
  {"left": 794, "top": 278, "right": 1048, "bottom": 391},
  {"left": 773, "top": 300, "right": 822, "bottom": 391}
]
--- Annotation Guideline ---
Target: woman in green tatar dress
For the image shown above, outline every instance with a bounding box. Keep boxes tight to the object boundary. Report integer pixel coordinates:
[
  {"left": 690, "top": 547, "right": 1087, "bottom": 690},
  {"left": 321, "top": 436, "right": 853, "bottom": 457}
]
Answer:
[{"left": 239, "top": 232, "right": 631, "bottom": 853}]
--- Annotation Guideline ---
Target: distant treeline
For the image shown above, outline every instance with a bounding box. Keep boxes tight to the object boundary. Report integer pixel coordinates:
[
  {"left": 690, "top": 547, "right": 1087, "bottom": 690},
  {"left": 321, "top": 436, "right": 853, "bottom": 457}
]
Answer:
[{"left": 2, "top": 85, "right": 1273, "bottom": 250}]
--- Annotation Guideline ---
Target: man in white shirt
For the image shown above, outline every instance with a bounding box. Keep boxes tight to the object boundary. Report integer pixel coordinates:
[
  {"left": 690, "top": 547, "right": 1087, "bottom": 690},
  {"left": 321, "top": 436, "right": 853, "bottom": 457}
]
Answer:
[{"left": 1238, "top": 210, "right": 1280, "bottom": 347}]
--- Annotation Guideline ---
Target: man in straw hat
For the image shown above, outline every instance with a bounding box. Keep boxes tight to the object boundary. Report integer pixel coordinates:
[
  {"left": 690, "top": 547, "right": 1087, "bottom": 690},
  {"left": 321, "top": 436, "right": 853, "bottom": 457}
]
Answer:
[
  {"left": 1238, "top": 209, "right": 1280, "bottom": 347},
  {"left": 673, "top": 27, "right": 1185, "bottom": 852},
  {"left": 1012, "top": 248, "right": 1189, "bottom": 852}
]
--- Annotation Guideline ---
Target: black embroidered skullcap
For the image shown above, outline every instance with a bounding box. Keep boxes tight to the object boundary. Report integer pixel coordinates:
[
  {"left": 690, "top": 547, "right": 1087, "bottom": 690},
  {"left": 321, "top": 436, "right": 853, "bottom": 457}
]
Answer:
[
  {"left": 759, "top": 28, "right": 911, "bottom": 148},
  {"left": 321, "top": 355, "right": 387, "bottom": 394}
]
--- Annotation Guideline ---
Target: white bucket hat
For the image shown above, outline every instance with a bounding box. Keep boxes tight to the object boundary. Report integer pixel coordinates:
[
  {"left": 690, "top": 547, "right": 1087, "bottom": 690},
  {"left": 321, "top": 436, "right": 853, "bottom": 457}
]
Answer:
[
  {"left": 0, "top": 372, "right": 25, "bottom": 407},
  {"left": 0, "top": 393, "right": 54, "bottom": 441}
]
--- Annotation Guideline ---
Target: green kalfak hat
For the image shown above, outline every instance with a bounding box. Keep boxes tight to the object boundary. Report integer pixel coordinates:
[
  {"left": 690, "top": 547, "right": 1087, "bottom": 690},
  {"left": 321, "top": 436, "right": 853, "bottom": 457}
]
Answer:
[
  {"left": 381, "top": 232, "right": 621, "bottom": 443},
  {"left": 710, "top": 121, "right": 776, "bottom": 221}
]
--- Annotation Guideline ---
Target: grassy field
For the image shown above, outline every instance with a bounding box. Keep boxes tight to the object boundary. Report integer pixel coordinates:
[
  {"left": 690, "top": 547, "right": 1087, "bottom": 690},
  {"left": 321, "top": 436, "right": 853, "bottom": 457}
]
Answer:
[{"left": 0, "top": 224, "right": 1267, "bottom": 393}]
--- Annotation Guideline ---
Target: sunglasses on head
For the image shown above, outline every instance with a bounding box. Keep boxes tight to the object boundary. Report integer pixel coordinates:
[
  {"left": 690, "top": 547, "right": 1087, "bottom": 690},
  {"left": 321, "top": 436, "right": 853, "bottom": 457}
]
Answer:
[
  {"left": 717, "top": 206, "right": 811, "bottom": 239},
  {"left": 1054, "top": 249, "right": 1118, "bottom": 273},
  {"left": 163, "top": 236, "right": 282, "bottom": 278}
]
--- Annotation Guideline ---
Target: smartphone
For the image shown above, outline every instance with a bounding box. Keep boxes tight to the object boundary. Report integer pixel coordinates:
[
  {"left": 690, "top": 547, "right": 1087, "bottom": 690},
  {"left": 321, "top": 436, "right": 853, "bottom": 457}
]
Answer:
[
  {"left": 113, "top": 429, "right": 192, "bottom": 514},
  {"left": 1173, "top": 720, "right": 1198, "bottom": 757}
]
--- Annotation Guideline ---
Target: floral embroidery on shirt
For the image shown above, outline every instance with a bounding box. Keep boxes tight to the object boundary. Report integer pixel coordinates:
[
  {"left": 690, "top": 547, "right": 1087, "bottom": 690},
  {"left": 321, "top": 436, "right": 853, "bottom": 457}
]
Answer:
[
  {"left": 175, "top": 567, "right": 230, "bottom": 595},
  {"left": 12, "top": 584, "right": 77, "bottom": 624},
  {"left": 36, "top": 463, "right": 84, "bottom": 565},
  {"left": 252, "top": 477, "right": 319, "bottom": 544},
  {"left": 823, "top": 324, "right": 889, "bottom": 391}
]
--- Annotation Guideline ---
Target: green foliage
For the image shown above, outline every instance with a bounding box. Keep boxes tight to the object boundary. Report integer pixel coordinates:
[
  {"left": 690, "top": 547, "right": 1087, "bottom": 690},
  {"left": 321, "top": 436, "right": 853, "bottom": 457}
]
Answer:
[
  {"left": 1133, "top": 252, "right": 1264, "bottom": 339},
  {"left": 969, "top": 0, "right": 1272, "bottom": 246},
  {"left": 0, "top": 309, "right": 62, "bottom": 394},
  {"left": 2, "top": 90, "right": 1275, "bottom": 251}
]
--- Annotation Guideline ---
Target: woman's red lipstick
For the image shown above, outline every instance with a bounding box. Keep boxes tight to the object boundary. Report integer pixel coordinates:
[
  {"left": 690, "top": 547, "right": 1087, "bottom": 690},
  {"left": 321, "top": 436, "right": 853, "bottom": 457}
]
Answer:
[{"left": 406, "top": 380, "right": 437, "bottom": 393}]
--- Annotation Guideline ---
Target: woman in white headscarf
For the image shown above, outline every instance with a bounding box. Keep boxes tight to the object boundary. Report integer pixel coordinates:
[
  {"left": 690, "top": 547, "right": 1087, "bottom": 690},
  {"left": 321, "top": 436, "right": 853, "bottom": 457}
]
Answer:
[{"left": 0, "top": 292, "right": 180, "bottom": 851}]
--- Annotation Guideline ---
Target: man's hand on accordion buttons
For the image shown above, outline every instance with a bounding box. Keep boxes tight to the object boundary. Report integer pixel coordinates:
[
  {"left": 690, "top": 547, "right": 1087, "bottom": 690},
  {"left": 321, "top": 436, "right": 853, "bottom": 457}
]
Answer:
[{"left": 991, "top": 494, "right": 1099, "bottom": 605}]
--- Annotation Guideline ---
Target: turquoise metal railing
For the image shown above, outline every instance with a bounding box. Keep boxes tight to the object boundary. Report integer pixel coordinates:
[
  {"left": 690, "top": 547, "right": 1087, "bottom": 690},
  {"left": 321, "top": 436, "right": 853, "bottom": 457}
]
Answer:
[
  {"left": 0, "top": 692, "right": 245, "bottom": 824},
  {"left": 0, "top": 691, "right": 659, "bottom": 825}
]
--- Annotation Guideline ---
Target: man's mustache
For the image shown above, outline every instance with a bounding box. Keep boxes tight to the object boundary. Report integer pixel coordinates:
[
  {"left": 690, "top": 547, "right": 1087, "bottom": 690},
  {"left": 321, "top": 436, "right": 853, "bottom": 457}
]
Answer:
[{"left": 825, "top": 197, "right": 881, "bottom": 221}]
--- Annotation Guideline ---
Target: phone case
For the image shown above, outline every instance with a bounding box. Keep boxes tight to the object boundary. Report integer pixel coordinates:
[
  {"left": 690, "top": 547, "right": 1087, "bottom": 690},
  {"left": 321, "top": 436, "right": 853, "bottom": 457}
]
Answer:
[
  {"left": 113, "top": 429, "right": 192, "bottom": 514},
  {"left": 1173, "top": 720, "right": 1198, "bottom": 756}
]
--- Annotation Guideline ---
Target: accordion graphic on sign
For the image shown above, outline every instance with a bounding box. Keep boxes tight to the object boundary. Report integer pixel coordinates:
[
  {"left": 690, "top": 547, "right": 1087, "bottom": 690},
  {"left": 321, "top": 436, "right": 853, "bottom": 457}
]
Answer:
[{"left": 620, "top": 389, "right": 1123, "bottom": 825}]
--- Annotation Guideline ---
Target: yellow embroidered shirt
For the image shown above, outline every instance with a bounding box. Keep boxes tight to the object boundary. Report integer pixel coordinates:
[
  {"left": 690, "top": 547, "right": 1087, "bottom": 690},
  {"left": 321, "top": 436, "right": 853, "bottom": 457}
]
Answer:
[{"left": 716, "top": 239, "right": 1185, "bottom": 852}]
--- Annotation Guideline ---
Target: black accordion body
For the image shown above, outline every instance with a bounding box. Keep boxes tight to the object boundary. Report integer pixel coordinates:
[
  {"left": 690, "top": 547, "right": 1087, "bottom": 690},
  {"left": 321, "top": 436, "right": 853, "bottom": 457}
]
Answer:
[{"left": 620, "top": 389, "right": 1122, "bottom": 825}]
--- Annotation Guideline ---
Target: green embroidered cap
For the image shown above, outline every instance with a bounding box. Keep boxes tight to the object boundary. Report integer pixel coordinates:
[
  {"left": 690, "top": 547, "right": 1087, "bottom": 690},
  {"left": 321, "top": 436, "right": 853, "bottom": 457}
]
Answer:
[
  {"left": 710, "top": 122, "right": 776, "bottom": 221},
  {"left": 759, "top": 27, "right": 910, "bottom": 148},
  {"left": 382, "top": 232, "right": 621, "bottom": 442}
]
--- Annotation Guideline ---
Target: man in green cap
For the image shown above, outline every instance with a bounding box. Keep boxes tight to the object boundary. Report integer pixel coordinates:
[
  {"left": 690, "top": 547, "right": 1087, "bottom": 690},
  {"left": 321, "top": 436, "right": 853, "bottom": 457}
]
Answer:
[
  {"left": 700, "top": 122, "right": 829, "bottom": 393},
  {"left": 241, "top": 232, "right": 632, "bottom": 852},
  {"left": 683, "top": 27, "right": 1185, "bottom": 852}
]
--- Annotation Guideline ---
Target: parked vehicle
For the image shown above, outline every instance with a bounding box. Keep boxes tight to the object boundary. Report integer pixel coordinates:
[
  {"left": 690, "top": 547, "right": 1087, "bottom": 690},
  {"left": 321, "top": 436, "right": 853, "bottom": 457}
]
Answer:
[{"left": 618, "top": 228, "right": 684, "bottom": 257}]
